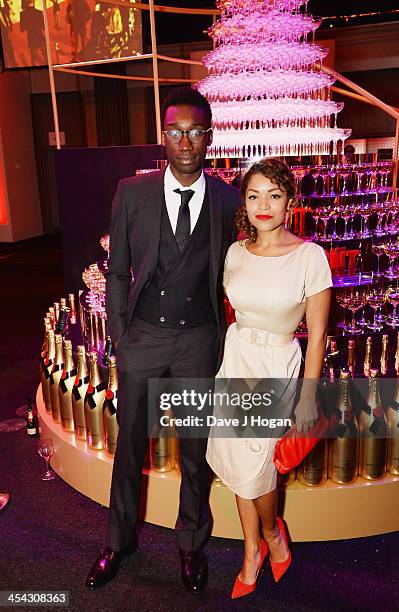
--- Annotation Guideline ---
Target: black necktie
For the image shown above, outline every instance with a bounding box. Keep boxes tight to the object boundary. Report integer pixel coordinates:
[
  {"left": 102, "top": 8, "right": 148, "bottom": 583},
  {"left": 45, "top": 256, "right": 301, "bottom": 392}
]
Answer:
[{"left": 173, "top": 188, "right": 194, "bottom": 252}]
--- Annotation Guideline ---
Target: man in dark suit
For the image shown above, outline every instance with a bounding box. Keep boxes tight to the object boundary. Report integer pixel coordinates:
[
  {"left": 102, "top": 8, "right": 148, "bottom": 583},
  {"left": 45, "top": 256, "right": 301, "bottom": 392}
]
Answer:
[{"left": 86, "top": 87, "right": 241, "bottom": 591}]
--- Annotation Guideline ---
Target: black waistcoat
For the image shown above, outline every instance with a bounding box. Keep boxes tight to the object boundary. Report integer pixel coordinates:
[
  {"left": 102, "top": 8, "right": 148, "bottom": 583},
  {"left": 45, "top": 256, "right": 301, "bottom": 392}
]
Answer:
[{"left": 134, "top": 187, "right": 215, "bottom": 329}]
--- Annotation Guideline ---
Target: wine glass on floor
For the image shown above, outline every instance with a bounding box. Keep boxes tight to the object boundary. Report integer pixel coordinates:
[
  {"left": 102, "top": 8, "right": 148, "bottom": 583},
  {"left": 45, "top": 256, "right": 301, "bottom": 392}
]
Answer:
[{"left": 37, "top": 438, "right": 55, "bottom": 481}]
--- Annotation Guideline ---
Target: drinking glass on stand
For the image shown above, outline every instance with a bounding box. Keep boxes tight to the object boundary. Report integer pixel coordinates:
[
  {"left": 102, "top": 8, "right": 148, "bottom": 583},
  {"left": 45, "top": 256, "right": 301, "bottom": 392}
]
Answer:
[
  {"left": 344, "top": 290, "right": 366, "bottom": 335},
  {"left": 386, "top": 287, "right": 399, "bottom": 328},
  {"left": 37, "top": 438, "right": 55, "bottom": 481},
  {"left": 339, "top": 165, "right": 352, "bottom": 195},
  {"left": 354, "top": 163, "right": 366, "bottom": 193},
  {"left": 371, "top": 243, "right": 385, "bottom": 278},
  {"left": 328, "top": 165, "right": 338, "bottom": 196},
  {"left": 341, "top": 205, "right": 353, "bottom": 239},
  {"left": 320, "top": 206, "right": 331, "bottom": 241},
  {"left": 311, "top": 167, "right": 320, "bottom": 197},
  {"left": 358, "top": 202, "right": 373, "bottom": 238},
  {"left": 336, "top": 291, "right": 348, "bottom": 331},
  {"left": 383, "top": 241, "right": 399, "bottom": 280},
  {"left": 366, "top": 290, "right": 385, "bottom": 331}
]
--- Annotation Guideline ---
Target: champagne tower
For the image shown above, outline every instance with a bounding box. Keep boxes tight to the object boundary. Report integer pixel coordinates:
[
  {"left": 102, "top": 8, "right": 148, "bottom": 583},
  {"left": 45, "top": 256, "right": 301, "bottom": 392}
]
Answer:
[{"left": 197, "top": 0, "right": 351, "bottom": 158}]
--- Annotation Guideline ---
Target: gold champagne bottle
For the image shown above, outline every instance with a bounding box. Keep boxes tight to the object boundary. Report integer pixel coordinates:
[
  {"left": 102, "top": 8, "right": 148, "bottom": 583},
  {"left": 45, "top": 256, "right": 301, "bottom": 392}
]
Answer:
[
  {"left": 380, "top": 334, "right": 388, "bottom": 376},
  {"left": 40, "top": 322, "right": 52, "bottom": 407},
  {"left": 84, "top": 352, "right": 106, "bottom": 450},
  {"left": 347, "top": 339, "right": 355, "bottom": 378},
  {"left": 395, "top": 332, "right": 399, "bottom": 374},
  {"left": 72, "top": 346, "right": 89, "bottom": 440},
  {"left": 60, "top": 297, "right": 67, "bottom": 309},
  {"left": 54, "top": 302, "right": 60, "bottom": 324},
  {"left": 42, "top": 329, "right": 55, "bottom": 414},
  {"left": 150, "top": 408, "right": 176, "bottom": 472},
  {"left": 103, "top": 356, "right": 119, "bottom": 456},
  {"left": 59, "top": 340, "right": 76, "bottom": 432},
  {"left": 48, "top": 306, "right": 55, "bottom": 328},
  {"left": 68, "top": 293, "right": 77, "bottom": 324},
  {"left": 297, "top": 440, "right": 328, "bottom": 486},
  {"left": 328, "top": 368, "right": 359, "bottom": 484},
  {"left": 363, "top": 336, "right": 372, "bottom": 378},
  {"left": 49, "top": 333, "right": 64, "bottom": 423},
  {"left": 386, "top": 373, "right": 399, "bottom": 475},
  {"left": 358, "top": 369, "right": 388, "bottom": 480}
]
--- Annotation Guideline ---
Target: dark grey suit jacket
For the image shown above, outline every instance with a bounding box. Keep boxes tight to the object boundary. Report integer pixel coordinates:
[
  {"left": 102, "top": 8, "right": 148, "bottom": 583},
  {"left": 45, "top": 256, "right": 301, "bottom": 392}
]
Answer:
[{"left": 105, "top": 169, "right": 241, "bottom": 359}]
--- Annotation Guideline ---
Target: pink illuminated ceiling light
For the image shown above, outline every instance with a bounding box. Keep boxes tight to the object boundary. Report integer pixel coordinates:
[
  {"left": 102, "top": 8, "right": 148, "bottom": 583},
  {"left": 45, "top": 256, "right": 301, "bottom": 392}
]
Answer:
[{"left": 197, "top": 0, "right": 351, "bottom": 158}]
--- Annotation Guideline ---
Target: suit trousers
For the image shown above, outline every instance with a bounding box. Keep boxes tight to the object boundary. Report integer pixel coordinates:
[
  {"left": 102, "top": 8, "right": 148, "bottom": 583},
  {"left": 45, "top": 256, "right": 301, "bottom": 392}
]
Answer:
[{"left": 107, "top": 317, "right": 219, "bottom": 553}]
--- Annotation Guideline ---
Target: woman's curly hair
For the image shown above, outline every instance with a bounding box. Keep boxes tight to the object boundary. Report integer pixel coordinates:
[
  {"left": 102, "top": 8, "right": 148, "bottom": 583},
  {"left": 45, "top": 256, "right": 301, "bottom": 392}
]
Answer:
[{"left": 236, "top": 158, "right": 296, "bottom": 242}]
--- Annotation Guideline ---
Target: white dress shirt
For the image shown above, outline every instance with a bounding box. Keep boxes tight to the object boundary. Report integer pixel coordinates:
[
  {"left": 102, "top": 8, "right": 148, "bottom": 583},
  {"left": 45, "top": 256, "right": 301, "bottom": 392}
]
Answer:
[{"left": 164, "top": 165, "right": 206, "bottom": 234}]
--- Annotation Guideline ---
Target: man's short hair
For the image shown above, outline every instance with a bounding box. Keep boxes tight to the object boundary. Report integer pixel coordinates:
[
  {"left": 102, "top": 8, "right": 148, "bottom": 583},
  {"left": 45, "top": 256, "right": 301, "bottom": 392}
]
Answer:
[{"left": 161, "top": 87, "right": 212, "bottom": 128}]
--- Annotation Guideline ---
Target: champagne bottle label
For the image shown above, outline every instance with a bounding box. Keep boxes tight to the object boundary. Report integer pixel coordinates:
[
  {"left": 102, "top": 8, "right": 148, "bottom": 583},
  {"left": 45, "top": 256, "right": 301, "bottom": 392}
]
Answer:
[
  {"left": 369, "top": 414, "right": 388, "bottom": 437},
  {"left": 60, "top": 368, "right": 77, "bottom": 394},
  {"left": 105, "top": 389, "right": 118, "bottom": 415},
  {"left": 50, "top": 363, "right": 63, "bottom": 385},
  {"left": 86, "top": 381, "right": 106, "bottom": 409},
  {"left": 72, "top": 375, "right": 90, "bottom": 401}
]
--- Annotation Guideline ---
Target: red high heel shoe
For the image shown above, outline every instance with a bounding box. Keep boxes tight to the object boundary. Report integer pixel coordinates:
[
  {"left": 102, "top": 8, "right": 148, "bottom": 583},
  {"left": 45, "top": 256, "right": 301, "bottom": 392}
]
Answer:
[
  {"left": 269, "top": 517, "right": 292, "bottom": 582},
  {"left": 231, "top": 539, "right": 268, "bottom": 599}
]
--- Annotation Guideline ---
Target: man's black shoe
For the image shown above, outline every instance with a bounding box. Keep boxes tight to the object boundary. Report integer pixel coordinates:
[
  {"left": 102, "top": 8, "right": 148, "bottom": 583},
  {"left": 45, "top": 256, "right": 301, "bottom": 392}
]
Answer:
[
  {"left": 179, "top": 549, "right": 208, "bottom": 592},
  {"left": 85, "top": 547, "right": 133, "bottom": 590}
]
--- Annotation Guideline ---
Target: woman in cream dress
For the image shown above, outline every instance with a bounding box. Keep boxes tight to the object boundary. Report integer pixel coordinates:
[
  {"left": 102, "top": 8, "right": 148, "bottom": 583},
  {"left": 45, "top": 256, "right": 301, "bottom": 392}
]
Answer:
[{"left": 206, "top": 159, "right": 332, "bottom": 598}]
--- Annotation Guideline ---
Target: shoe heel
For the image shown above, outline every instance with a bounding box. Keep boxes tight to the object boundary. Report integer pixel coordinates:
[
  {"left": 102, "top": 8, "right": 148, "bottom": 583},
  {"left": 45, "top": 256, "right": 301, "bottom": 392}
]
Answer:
[{"left": 269, "top": 517, "right": 292, "bottom": 583}]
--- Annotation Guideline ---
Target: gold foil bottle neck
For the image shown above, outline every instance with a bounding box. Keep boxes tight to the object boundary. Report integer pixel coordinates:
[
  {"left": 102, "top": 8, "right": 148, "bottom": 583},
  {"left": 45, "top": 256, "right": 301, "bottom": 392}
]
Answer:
[
  {"left": 369, "top": 368, "right": 379, "bottom": 378},
  {"left": 339, "top": 367, "right": 351, "bottom": 380}
]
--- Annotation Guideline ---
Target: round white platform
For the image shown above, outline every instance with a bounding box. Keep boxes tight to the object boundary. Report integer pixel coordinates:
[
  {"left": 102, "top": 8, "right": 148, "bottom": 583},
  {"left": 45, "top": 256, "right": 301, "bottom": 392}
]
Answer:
[{"left": 37, "top": 386, "right": 399, "bottom": 541}]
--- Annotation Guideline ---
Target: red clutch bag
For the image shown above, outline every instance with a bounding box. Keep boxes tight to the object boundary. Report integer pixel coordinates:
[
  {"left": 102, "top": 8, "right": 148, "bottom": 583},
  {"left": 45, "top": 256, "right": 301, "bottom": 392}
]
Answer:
[{"left": 273, "top": 413, "right": 328, "bottom": 474}]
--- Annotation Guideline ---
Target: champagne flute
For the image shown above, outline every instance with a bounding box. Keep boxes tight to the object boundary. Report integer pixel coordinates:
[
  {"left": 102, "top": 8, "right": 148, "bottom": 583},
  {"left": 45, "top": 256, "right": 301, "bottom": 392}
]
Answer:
[
  {"left": 37, "top": 438, "right": 55, "bottom": 481},
  {"left": 386, "top": 287, "right": 399, "bottom": 328},
  {"left": 366, "top": 290, "right": 385, "bottom": 331}
]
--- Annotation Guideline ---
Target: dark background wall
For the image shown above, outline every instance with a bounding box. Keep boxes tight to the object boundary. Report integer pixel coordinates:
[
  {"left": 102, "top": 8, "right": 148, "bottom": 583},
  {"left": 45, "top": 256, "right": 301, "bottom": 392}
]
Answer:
[{"left": 54, "top": 145, "right": 162, "bottom": 292}]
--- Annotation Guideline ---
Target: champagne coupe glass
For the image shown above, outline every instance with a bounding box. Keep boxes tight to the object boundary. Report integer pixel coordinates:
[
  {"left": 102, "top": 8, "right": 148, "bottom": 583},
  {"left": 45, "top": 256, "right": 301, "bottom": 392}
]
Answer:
[
  {"left": 311, "top": 167, "right": 321, "bottom": 197},
  {"left": 354, "top": 163, "right": 366, "bottom": 193},
  {"left": 319, "top": 166, "right": 329, "bottom": 197},
  {"left": 320, "top": 206, "right": 331, "bottom": 240},
  {"left": 291, "top": 166, "right": 308, "bottom": 198},
  {"left": 344, "top": 290, "right": 366, "bottom": 334},
  {"left": 371, "top": 243, "right": 385, "bottom": 278},
  {"left": 37, "top": 437, "right": 55, "bottom": 481},
  {"left": 383, "top": 240, "right": 399, "bottom": 280},
  {"left": 386, "top": 287, "right": 399, "bottom": 328},
  {"left": 312, "top": 207, "right": 323, "bottom": 240},
  {"left": 368, "top": 163, "right": 378, "bottom": 192},
  {"left": 336, "top": 291, "right": 348, "bottom": 331},
  {"left": 331, "top": 206, "right": 341, "bottom": 240},
  {"left": 388, "top": 200, "right": 399, "bottom": 234},
  {"left": 358, "top": 202, "right": 373, "bottom": 238},
  {"left": 341, "top": 204, "right": 353, "bottom": 239},
  {"left": 340, "top": 164, "right": 352, "bottom": 195},
  {"left": 366, "top": 290, "right": 385, "bottom": 331},
  {"left": 328, "top": 165, "right": 338, "bottom": 195},
  {"left": 374, "top": 201, "right": 388, "bottom": 236}
]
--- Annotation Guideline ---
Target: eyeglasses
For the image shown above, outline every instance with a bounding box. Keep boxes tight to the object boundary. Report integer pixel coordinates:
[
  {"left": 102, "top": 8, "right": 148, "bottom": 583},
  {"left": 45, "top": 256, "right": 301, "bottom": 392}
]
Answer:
[{"left": 163, "top": 128, "right": 212, "bottom": 144}]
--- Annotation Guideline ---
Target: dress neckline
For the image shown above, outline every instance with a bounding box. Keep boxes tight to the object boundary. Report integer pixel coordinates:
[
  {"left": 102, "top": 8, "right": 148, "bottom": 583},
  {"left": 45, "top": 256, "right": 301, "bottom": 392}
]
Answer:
[{"left": 243, "top": 240, "right": 308, "bottom": 259}]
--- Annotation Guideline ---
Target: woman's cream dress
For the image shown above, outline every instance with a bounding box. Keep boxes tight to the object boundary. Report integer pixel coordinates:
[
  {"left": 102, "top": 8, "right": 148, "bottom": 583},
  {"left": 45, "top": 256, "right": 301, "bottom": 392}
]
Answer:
[{"left": 206, "top": 240, "right": 332, "bottom": 499}]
